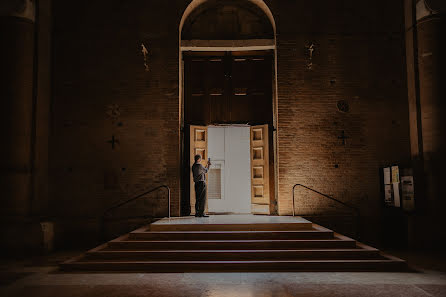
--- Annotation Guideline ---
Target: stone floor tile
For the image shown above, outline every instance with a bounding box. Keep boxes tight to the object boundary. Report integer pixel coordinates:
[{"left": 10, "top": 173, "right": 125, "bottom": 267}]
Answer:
[
  {"left": 415, "top": 284, "right": 446, "bottom": 297},
  {"left": 284, "top": 284, "right": 432, "bottom": 297}
]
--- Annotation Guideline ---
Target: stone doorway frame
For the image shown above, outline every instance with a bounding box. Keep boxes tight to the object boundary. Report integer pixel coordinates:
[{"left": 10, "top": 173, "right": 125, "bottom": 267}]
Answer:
[{"left": 178, "top": 0, "right": 280, "bottom": 215}]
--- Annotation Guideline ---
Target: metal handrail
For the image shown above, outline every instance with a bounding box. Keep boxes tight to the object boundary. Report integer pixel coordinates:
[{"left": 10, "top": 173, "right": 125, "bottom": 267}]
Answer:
[
  {"left": 103, "top": 185, "right": 171, "bottom": 219},
  {"left": 292, "top": 184, "right": 359, "bottom": 217}
]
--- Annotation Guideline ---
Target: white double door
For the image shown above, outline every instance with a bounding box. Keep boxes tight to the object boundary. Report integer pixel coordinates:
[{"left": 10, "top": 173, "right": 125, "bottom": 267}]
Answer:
[{"left": 207, "top": 126, "right": 251, "bottom": 213}]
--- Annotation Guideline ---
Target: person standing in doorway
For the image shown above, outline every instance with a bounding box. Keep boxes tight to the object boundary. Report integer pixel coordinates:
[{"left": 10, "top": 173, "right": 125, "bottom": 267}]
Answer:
[{"left": 192, "top": 154, "right": 211, "bottom": 217}]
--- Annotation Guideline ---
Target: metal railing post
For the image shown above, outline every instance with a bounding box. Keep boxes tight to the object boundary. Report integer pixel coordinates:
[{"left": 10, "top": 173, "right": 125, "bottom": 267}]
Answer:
[
  {"left": 103, "top": 184, "right": 171, "bottom": 219},
  {"left": 167, "top": 186, "right": 171, "bottom": 218},
  {"left": 292, "top": 184, "right": 297, "bottom": 216},
  {"left": 291, "top": 183, "right": 360, "bottom": 239}
]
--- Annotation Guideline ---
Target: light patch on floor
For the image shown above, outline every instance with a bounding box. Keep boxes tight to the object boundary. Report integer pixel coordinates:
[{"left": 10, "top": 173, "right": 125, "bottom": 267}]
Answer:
[{"left": 1, "top": 250, "right": 446, "bottom": 297}]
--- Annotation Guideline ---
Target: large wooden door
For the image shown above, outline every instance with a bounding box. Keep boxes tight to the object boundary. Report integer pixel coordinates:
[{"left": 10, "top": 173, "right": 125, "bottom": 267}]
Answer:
[
  {"left": 184, "top": 52, "right": 272, "bottom": 125},
  {"left": 183, "top": 51, "right": 274, "bottom": 216},
  {"left": 250, "top": 124, "right": 270, "bottom": 214},
  {"left": 190, "top": 125, "right": 208, "bottom": 215}
]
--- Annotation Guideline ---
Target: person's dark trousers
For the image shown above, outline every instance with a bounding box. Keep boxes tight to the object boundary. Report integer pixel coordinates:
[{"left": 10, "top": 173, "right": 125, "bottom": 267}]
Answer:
[{"left": 194, "top": 181, "right": 206, "bottom": 216}]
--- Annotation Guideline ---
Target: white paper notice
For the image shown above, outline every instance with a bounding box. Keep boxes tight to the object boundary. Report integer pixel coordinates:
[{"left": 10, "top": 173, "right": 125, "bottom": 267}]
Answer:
[
  {"left": 391, "top": 166, "right": 400, "bottom": 183},
  {"left": 401, "top": 176, "right": 415, "bottom": 211},
  {"left": 393, "top": 182, "right": 401, "bottom": 207},
  {"left": 384, "top": 184, "right": 393, "bottom": 205},
  {"left": 383, "top": 167, "right": 391, "bottom": 184}
]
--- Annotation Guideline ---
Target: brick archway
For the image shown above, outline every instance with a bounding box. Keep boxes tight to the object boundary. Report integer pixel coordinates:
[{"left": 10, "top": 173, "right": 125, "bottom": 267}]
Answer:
[{"left": 178, "top": 0, "right": 279, "bottom": 215}]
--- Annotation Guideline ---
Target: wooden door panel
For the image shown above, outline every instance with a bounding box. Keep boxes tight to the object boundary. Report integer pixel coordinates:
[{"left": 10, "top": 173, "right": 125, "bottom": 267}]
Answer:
[
  {"left": 189, "top": 59, "right": 206, "bottom": 93},
  {"left": 230, "top": 56, "right": 272, "bottom": 123},
  {"left": 185, "top": 59, "right": 209, "bottom": 124},
  {"left": 185, "top": 56, "right": 227, "bottom": 124},
  {"left": 251, "top": 94, "right": 270, "bottom": 123},
  {"left": 231, "top": 58, "right": 251, "bottom": 122},
  {"left": 207, "top": 58, "right": 227, "bottom": 123},
  {"left": 207, "top": 58, "right": 225, "bottom": 88},
  {"left": 251, "top": 203, "right": 270, "bottom": 214},
  {"left": 250, "top": 124, "right": 270, "bottom": 214},
  {"left": 210, "top": 95, "right": 226, "bottom": 123},
  {"left": 232, "top": 58, "right": 251, "bottom": 86},
  {"left": 190, "top": 125, "right": 208, "bottom": 215}
]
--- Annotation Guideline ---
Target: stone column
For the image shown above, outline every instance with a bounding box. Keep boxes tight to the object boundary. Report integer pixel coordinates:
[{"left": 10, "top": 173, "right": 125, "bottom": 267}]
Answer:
[
  {"left": 0, "top": 0, "right": 36, "bottom": 219},
  {"left": 405, "top": 0, "right": 446, "bottom": 247},
  {"left": 0, "top": 0, "right": 43, "bottom": 252},
  {"left": 416, "top": 0, "right": 446, "bottom": 216}
]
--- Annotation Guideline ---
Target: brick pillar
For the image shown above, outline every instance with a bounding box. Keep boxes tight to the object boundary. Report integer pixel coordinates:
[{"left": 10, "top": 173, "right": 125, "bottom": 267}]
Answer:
[
  {"left": 0, "top": 0, "right": 36, "bottom": 219},
  {"left": 405, "top": 0, "right": 446, "bottom": 247},
  {"left": 416, "top": 3, "right": 446, "bottom": 215}
]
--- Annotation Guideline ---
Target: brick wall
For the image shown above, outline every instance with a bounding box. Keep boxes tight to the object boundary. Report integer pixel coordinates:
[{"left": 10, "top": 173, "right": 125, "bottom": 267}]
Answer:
[
  {"left": 50, "top": 0, "right": 410, "bottom": 245},
  {"left": 50, "top": 1, "right": 187, "bottom": 245},
  {"left": 272, "top": 0, "right": 410, "bottom": 243}
]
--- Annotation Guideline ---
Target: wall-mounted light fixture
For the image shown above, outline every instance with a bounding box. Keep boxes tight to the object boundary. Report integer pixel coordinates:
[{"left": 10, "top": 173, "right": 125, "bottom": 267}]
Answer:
[
  {"left": 306, "top": 43, "right": 315, "bottom": 70},
  {"left": 141, "top": 43, "right": 149, "bottom": 72}
]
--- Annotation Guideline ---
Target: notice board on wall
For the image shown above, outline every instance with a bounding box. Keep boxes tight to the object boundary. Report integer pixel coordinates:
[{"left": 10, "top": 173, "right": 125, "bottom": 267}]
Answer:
[{"left": 383, "top": 166, "right": 401, "bottom": 208}]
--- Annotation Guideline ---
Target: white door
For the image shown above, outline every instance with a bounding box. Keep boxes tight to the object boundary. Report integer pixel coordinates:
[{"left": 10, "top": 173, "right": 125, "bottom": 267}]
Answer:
[{"left": 207, "top": 126, "right": 251, "bottom": 213}]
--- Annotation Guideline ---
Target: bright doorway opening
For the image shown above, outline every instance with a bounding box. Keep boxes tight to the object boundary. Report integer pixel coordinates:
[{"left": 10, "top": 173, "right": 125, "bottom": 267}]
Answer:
[
  {"left": 189, "top": 124, "right": 270, "bottom": 215},
  {"left": 207, "top": 126, "right": 251, "bottom": 213}
]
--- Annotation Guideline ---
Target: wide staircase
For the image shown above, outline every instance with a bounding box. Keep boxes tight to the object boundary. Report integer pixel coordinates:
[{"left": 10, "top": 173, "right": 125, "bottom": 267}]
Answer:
[{"left": 61, "top": 215, "right": 406, "bottom": 272}]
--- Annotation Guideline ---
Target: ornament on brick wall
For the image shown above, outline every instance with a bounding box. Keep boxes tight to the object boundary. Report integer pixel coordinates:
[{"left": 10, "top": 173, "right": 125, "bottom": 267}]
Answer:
[
  {"left": 306, "top": 43, "right": 315, "bottom": 70},
  {"left": 0, "top": 0, "right": 36, "bottom": 21},
  {"left": 141, "top": 43, "right": 149, "bottom": 72},
  {"left": 107, "top": 135, "right": 120, "bottom": 150},
  {"left": 106, "top": 104, "right": 121, "bottom": 124},
  {"left": 337, "top": 130, "right": 350, "bottom": 146},
  {"left": 337, "top": 100, "right": 350, "bottom": 113}
]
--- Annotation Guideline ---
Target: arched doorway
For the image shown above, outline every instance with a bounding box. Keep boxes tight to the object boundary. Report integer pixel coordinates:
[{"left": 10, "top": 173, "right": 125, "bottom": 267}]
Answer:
[{"left": 179, "top": 0, "right": 278, "bottom": 216}]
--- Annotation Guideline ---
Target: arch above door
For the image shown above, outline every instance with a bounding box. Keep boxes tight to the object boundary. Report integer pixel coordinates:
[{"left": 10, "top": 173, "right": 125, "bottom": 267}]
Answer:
[
  {"left": 179, "top": 0, "right": 276, "bottom": 38},
  {"left": 178, "top": 0, "right": 279, "bottom": 216}
]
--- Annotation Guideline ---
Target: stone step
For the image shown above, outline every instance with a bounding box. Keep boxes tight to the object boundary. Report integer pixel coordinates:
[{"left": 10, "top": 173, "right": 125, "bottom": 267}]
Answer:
[
  {"left": 85, "top": 248, "right": 381, "bottom": 261},
  {"left": 149, "top": 222, "right": 312, "bottom": 231},
  {"left": 60, "top": 216, "right": 407, "bottom": 272},
  {"left": 148, "top": 215, "right": 313, "bottom": 231},
  {"left": 61, "top": 259, "right": 407, "bottom": 272},
  {"left": 107, "top": 237, "right": 357, "bottom": 250},
  {"left": 128, "top": 229, "right": 334, "bottom": 241}
]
